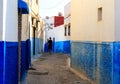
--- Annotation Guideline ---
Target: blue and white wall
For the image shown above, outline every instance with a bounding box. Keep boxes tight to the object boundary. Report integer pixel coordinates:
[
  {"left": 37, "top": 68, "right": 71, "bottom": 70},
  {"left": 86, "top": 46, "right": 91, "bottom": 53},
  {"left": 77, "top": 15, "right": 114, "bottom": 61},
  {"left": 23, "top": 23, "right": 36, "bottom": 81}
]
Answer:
[
  {"left": 43, "top": 16, "right": 70, "bottom": 53},
  {"left": 0, "top": 1, "right": 4, "bottom": 83},
  {"left": 64, "top": 2, "right": 71, "bottom": 54},
  {"left": 29, "top": 16, "right": 42, "bottom": 61},
  {"left": 20, "top": 14, "right": 30, "bottom": 82},
  {"left": 71, "top": 0, "right": 120, "bottom": 84},
  {"left": 0, "top": 0, "right": 18, "bottom": 84},
  {"left": 29, "top": 0, "right": 43, "bottom": 61},
  {"left": 114, "top": 1, "right": 120, "bottom": 84},
  {"left": 0, "top": 0, "right": 30, "bottom": 84}
]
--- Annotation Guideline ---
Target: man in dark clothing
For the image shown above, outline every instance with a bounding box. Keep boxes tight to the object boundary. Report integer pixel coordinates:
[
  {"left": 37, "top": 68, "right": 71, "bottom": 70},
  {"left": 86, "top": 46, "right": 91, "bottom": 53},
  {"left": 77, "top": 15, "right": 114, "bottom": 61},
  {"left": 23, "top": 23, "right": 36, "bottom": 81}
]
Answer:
[{"left": 48, "top": 37, "right": 52, "bottom": 53}]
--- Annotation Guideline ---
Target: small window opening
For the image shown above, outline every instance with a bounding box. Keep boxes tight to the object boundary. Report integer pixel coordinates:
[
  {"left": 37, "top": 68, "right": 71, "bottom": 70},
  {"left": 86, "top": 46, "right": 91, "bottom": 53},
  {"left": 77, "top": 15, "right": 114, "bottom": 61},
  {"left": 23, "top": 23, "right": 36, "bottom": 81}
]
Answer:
[{"left": 98, "top": 7, "right": 102, "bottom": 21}]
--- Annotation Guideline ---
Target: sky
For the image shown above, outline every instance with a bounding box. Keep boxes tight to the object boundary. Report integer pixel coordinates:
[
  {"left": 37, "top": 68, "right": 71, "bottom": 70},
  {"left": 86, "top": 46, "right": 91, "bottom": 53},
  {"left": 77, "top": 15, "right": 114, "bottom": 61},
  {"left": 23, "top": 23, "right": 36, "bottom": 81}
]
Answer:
[{"left": 40, "top": 0, "right": 70, "bottom": 18}]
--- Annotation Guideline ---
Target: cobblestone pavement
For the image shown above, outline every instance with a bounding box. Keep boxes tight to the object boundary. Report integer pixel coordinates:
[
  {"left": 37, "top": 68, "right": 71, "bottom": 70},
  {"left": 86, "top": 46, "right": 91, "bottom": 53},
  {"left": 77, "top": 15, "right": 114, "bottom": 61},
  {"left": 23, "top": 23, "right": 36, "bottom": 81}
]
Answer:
[{"left": 26, "top": 53, "right": 91, "bottom": 84}]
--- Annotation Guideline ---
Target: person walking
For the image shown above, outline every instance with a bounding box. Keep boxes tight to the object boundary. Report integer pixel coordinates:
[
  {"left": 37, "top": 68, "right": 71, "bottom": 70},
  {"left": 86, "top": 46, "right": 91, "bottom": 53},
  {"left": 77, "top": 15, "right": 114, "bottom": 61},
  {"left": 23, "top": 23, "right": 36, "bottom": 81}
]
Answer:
[{"left": 48, "top": 37, "right": 52, "bottom": 54}]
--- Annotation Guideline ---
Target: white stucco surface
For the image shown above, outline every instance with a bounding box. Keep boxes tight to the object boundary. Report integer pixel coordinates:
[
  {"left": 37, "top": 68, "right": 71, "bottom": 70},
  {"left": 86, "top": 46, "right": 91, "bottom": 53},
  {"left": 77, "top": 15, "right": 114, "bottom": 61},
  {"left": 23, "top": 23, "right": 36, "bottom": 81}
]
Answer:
[
  {"left": 0, "top": 0, "right": 3, "bottom": 40},
  {"left": 44, "top": 16, "right": 70, "bottom": 43},
  {"left": 3, "top": 0, "right": 18, "bottom": 41},
  {"left": 115, "top": 0, "right": 120, "bottom": 41}
]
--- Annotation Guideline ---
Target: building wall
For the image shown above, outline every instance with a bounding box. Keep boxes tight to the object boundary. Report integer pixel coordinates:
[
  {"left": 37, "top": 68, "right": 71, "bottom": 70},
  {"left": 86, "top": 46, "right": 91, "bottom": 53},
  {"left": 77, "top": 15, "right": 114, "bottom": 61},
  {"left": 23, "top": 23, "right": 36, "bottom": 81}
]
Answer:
[
  {"left": 0, "top": 0, "right": 31, "bottom": 84},
  {"left": 4, "top": 0, "right": 18, "bottom": 41},
  {"left": 28, "top": 0, "right": 43, "bottom": 61},
  {"left": 0, "top": 0, "right": 18, "bottom": 84},
  {"left": 20, "top": 14, "right": 30, "bottom": 82},
  {"left": 30, "top": 0, "right": 39, "bottom": 16},
  {"left": 29, "top": 16, "right": 42, "bottom": 60},
  {"left": 5, "top": 1, "right": 18, "bottom": 84},
  {"left": 115, "top": 0, "right": 120, "bottom": 41},
  {"left": 38, "top": 19, "right": 44, "bottom": 53},
  {"left": 64, "top": 2, "right": 71, "bottom": 19},
  {"left": 44, "top": 16, "right": 70, "bottom": 53},
  {"left": 71, "top": 0, "right": 115, "bottom": 42},
  {"left": 113, "top": 1, "right": 120, "bottom": 84},
  {"left": 71, "top": 0, "right": 120, "bottom": 84},
  {"left": 22, "top": 15, "right": 29, "bottom": 41},
  {"left": 64, "top": 2, "right": 71, "bottom": 54},
  {"left": 0, "top": 0, "right": 3, "bottom": 40},
  {"left": 0, "top": 1, "right": 3, "bottom": 83},
  {"left": 64, "top": 2, "right": 71, "bottom": 39}
]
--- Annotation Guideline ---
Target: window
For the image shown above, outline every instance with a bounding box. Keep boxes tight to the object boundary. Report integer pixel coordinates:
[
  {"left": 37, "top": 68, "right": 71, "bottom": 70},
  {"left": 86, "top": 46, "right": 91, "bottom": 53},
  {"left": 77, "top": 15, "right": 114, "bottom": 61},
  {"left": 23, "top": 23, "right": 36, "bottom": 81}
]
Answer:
[
  {"left": 68, "top": 23, "right": 70, "bottom": 36},
  {"left": 98, "top": 7, "right": 102, "bottom": 21},
  {"left": 64, "top": 25, "right": 67, "bottom": 36}
]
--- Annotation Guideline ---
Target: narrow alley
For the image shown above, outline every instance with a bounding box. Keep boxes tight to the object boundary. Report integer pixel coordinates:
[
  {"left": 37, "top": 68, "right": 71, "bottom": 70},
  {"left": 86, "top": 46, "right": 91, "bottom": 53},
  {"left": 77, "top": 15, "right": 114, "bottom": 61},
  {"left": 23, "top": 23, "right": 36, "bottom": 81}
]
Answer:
[
  {"left": 1, "top": 0, "right": 120, "bottom": 84},
  {"left": 26, "top": 54, "right": 91, "bottom": 84}
]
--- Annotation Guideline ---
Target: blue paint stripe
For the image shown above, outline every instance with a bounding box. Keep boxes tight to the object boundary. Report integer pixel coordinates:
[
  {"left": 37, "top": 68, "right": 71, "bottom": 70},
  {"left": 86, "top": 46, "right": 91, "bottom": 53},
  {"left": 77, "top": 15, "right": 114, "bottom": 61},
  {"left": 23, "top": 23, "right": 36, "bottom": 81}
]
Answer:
[
  {"left": 3, "top": 42, "right": 6, "bottom": 84},
  {"left": 100, "top": 43, "right": 113, "bottom": 84},
  {"left": 31, "top": 38, "right": 41, "bottom": 60},
  {"left": 113, "top": 42, "right": 120, "bottom": 84},
  {"left": 71, "top": 41, "right": 97, "bottom": 80},
  {"left": 21, "top": 39, "right": 31, "bottom": 81},
  {"left": 5, "top": 42, "right": 18, "bottom": 84},
  {"left": 44, "top": 40, "right": 71, "bottom": 54},
  {"left": 26, "top": 39, "right": 31, "bottom": 68},
  {"left": 21, "top": 41, "right": 27, "bottom": 81},
  {"left": 0, "top": 40, "right": 31, "bottom": 84},
  {"left": 71, "top": 41, "right": 116, "bottom": 84},
  {"left": 0, "top": 41, "right": 4, "bottom": 84}
]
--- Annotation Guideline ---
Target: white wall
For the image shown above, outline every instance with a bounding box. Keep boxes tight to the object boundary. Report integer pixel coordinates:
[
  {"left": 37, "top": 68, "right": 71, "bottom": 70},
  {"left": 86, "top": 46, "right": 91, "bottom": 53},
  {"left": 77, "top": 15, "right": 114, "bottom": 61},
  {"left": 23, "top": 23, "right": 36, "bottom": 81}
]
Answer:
[
  {"left": 46, "top": 25, "right": 70, "bottom": 42},
  {"left": 3, "top": 0, "right": 18, "bottom": 41},
  {"left": 71, "top": 0, "right": 115, "bottom": 42},
  {"left": 64, "top": 2, "right": 70, "bottom": 19},
  {"left": 44, "top": 16, "right": 70, "bottom": 43},
  {"left": 64, "top": 2, "right": 71, "bottom": 40},
  {"left": 44, "top": 17, "right": 54, "bottom": 43},
  {"left": 115, "top": 0, "right": 120, "bottom": 41},
  {"left": 65, "top": 16, "right": 70, "bottom": 25},
  {"left": 64, "top": 17, "right": 71, "bottom": 40},
  {"left": 0, "top": 0, "right": 3, "bottom": 41}
]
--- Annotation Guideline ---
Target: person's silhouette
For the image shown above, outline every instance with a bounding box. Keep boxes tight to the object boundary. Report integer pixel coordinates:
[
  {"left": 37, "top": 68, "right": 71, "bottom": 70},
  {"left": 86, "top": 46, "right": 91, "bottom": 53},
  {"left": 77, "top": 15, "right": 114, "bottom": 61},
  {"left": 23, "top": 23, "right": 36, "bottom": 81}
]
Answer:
[{"left": 48, "top": 37, "right": 52, "bottom": 54}]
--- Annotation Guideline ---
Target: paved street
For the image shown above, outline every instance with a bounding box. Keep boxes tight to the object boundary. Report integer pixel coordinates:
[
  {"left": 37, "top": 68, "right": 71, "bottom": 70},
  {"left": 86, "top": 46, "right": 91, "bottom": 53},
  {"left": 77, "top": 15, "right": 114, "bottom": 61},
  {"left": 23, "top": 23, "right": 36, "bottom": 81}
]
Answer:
[{"left": 25, "top": 54, "right": 91, "bottom": 84}]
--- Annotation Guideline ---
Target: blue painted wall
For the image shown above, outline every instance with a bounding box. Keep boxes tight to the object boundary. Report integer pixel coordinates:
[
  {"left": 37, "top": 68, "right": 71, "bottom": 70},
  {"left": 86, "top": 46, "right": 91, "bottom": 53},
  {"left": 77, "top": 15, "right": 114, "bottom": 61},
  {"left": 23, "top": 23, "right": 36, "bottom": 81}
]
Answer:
[
  {"left": 44, "top": 43, "right": 48, "bottom": 52},
  {"left": 0, "top": 41, "right": 4, "bottom": 84},
  {"left": 39, "top": 38, "right": 43, "bottom": 53},
  {"left": 31, "top": 38, "right": 43, "bottom": 61},
  {"left": 4, "top": 42, "right": 18, "bottom": 84},
  {"left": 71, "top": 42, "right": 97, "bottom": 81},
  {"left": 44, "top": 40, "right": 70, "bottom": 54},
  {"left": 0, "top": 40, "right": 31, "bottom": 84},
  {"left": 100, "top": 43, "right": 113, "bottom": 84},
  {"left": 21, "top": 39, "right": 31, "bottom": 81},
  {"left": 71, "top": 41, "right": 116, "bottom": 84},
  {"left": 113, "top": 42, "right": 120, "bottom": 84},
  {"left": 35, "top": 38, "right": 40, "bottom": 54}
]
